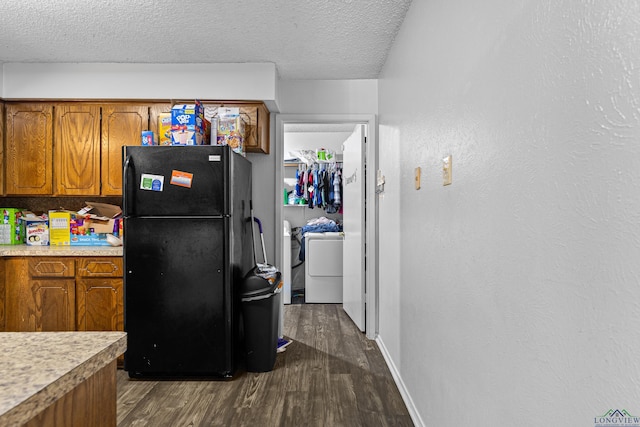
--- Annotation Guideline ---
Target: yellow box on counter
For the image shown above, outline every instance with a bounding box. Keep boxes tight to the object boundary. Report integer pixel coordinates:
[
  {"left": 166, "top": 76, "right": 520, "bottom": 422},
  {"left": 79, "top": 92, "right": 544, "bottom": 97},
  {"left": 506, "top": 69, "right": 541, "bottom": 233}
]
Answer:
[{"left": 48, "top": 210, "right": 72, "bottom": 246}]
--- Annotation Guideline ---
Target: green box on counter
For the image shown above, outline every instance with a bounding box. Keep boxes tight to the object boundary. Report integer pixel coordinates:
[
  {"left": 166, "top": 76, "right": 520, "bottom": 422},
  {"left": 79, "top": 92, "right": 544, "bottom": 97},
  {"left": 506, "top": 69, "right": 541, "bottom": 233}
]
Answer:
[{"left": 0, "top": 208, "right": 24, "bottom": 245}]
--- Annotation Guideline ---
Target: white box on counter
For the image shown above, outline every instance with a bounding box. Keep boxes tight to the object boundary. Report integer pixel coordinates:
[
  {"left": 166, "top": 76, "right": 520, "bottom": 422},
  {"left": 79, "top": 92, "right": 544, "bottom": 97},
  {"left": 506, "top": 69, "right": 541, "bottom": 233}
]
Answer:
[{"left": 20, "top": 217, "right": 49, "bottom": 246}]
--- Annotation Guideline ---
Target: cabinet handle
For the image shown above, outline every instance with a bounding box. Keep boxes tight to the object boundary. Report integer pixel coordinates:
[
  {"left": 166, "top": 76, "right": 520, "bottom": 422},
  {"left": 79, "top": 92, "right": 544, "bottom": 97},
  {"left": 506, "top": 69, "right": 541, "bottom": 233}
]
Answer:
[{"left": 123, "top": 154, "right": 133, "bottom": 216}]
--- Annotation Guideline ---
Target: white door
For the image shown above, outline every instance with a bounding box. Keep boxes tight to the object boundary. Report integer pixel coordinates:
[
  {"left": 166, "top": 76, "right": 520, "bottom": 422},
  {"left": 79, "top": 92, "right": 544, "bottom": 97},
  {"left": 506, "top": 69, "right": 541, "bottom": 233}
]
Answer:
[{"left": 342, "top": 124, "right": 366, "bottom": 331}]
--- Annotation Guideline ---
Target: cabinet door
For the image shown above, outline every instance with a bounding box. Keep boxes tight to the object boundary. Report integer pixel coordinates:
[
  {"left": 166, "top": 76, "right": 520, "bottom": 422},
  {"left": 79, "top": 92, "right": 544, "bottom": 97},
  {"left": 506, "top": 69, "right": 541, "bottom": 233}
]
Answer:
[
  {"left": 76, "top": 258, "right": 123, "bottom": 331},
  {"left": 101, "top": 105, "right": 150, "bottom": 195},
  {"left": 5, "top": 103, "right": 54, "bottom": 195},
  {"left": 251, "top": 102, "right": 270, "bottom": 154},
  {"left": 54, "top": 104, "right": 101, "bottom": 195},
  {"left": 5, "top": 258, "right": 76, "bottom": 332}
]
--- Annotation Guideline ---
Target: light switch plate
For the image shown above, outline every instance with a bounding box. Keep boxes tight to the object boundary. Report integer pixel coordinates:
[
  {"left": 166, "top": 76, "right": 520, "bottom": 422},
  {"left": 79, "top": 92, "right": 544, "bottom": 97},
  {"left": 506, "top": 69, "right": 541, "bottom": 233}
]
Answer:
[{"left": 443, "top": 155, "right": 452, "bottom": 186}]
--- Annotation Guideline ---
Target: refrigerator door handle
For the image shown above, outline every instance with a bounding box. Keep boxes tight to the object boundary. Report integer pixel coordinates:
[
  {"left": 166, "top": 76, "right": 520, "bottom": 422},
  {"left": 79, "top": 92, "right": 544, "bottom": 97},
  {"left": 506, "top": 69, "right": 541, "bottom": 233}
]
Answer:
[{"left": 123, "top": 154, "right": 133, "bottom": 216}]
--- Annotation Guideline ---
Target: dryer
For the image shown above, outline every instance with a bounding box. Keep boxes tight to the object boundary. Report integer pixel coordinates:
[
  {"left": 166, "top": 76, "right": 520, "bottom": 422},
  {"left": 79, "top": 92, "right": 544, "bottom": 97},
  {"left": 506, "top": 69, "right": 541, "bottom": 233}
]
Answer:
[{"left": 304, "top": 232, "right": 344, "bottom": 303}]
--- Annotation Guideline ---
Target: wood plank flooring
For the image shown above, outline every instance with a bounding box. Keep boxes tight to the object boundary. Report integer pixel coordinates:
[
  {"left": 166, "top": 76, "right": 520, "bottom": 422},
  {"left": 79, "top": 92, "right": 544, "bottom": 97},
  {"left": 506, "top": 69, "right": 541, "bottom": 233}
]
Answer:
[{"left": 116, "top": 304, "right": 413, "bottom": 426}]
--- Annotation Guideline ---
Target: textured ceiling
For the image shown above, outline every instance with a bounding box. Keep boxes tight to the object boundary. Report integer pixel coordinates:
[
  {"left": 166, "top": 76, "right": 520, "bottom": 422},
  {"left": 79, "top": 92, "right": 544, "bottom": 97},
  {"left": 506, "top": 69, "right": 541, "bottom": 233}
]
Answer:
[{"left": 0, "top": 0, "right": 412, "bottom": 80}]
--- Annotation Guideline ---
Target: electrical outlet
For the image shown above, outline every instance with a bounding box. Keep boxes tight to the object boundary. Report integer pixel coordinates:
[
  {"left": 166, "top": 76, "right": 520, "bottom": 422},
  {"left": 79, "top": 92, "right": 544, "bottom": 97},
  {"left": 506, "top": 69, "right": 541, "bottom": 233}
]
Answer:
[{"left": 443, "top": 155, "right": 452, "bottom": 186}]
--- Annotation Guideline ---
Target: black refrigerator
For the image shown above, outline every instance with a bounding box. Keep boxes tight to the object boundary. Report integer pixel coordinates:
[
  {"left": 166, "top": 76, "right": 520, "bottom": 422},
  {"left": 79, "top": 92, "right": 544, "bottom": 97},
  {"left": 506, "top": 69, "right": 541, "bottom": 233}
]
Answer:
[{"left": 122, "top": 145, "right": 253, "bottom": 378}]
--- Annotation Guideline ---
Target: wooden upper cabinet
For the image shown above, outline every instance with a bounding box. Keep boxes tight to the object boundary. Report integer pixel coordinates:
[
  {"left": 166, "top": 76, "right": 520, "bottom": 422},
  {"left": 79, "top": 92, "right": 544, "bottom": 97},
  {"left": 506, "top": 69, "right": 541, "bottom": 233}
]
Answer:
[
  {"left": 101, "top": 105, "right": 149, "bottom": 195},
  {"left": 202, "top": 101, "right": 270, "bottom": 154},
  {"left": 5, "top": 103, "right": 54, "bottom": 195},
  {"left": 54, "top": 105, "right": 101, "bottom": 195}
]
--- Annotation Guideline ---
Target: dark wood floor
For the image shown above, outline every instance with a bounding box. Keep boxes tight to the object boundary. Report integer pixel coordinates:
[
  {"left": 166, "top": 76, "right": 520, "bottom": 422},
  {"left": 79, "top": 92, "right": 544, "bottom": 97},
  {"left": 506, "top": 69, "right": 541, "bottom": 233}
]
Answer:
[{"left": 116, "top": 304, "right": 413, "bottom": 426}]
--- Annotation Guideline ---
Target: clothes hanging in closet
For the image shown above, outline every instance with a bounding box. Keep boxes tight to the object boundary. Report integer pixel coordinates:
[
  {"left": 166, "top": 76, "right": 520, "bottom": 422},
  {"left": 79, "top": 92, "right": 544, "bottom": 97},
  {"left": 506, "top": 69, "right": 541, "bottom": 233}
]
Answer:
[{"left": 293, "top": 163, "right": 342, "bottom": 214}]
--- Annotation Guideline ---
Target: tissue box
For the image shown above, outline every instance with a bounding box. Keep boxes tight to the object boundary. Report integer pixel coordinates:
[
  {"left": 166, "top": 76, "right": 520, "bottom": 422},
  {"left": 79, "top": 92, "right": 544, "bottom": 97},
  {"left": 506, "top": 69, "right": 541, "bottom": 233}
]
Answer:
[
  {"left": 0, "top": 208, "right": 24, "bottom": 245},
  {"left": 20, "top": 217, "right": 49, "bottom": 246}
]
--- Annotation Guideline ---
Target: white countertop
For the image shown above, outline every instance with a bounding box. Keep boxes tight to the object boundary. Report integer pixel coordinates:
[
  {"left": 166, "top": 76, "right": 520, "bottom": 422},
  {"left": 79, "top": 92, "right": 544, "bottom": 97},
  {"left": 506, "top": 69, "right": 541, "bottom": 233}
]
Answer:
[
  {"left": 0, "top": 331, "right": 127, "bottom": 426},
  {"left": 0, "top": 245, "right": 123, "bottom": 257}
]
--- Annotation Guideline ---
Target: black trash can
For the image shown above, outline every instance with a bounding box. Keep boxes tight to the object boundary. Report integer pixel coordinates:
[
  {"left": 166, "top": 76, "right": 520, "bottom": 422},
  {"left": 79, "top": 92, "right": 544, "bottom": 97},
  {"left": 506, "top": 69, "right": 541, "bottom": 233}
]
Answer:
[{"left": 241, "top": 265, "right": 283, "bottom": 372}]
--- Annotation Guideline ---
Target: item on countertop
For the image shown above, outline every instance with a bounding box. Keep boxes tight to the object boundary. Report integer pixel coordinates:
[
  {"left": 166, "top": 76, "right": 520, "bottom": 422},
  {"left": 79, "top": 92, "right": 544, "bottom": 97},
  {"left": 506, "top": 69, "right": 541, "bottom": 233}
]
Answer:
[
  {"left": 0, "top": 208, "right": 25, "bottom": 245},
  {"left": 48, "top": 210, "right": 73, "bottom": 246},
  {"left": 20, "top": 214, "right": 49, "bottom": 246}
]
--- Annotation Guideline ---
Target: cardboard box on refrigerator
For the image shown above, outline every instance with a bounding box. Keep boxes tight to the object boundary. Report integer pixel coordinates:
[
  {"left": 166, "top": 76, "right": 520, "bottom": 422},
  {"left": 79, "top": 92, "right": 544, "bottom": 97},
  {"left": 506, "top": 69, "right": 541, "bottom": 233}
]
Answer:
[
  {"left": 158, "top": 113, "right": 172, "bottom": 145},
  {"left": 215, "top": 107, "right": 245, "bottom": 156},
  {"left": 171, "top": 102, "right": 208, "bottom": 145}
]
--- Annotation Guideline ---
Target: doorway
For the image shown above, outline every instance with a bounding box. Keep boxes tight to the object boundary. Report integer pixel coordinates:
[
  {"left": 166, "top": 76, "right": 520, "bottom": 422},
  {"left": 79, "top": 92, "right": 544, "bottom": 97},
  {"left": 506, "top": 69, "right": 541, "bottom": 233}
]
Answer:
[{"left": 274, "top": 114, "right": 378, "bottom": 339}]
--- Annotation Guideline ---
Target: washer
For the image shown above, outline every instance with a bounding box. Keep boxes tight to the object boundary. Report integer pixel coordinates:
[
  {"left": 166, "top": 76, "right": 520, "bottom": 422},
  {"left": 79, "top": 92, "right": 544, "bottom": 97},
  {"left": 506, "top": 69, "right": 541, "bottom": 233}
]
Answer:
[{"left": 304, "top": 232, "right": 343, "bottom": 303}]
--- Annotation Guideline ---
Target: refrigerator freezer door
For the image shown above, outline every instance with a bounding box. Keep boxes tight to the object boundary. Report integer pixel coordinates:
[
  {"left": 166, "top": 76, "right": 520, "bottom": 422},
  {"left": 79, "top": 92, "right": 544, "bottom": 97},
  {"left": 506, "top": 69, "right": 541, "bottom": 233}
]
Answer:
[
  {"left": 124, "top": 217, "right": 240, "bottom": 377},
  {"left": 123, "top": 146, "right": 232, "bottom": 217}
]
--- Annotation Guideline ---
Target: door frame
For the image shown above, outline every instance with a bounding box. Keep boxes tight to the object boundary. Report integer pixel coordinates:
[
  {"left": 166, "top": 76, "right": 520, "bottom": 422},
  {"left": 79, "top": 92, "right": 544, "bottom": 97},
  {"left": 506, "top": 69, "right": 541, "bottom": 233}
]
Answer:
[{"left": 275, "top": 114, "right": 378, "bottom": 339}]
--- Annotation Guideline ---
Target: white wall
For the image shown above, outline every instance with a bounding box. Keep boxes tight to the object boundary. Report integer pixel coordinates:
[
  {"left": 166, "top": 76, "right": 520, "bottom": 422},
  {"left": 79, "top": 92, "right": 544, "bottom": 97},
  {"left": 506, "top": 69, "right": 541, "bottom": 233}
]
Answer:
[
  {"left": 378, "top": 1, "right": 640, "bottom": 425},
  {"left": 277, "top": 79, "right": 378, "bottom": 114},
  {"left": 2, "top": 63, "right": 277, "bottom": 105}
]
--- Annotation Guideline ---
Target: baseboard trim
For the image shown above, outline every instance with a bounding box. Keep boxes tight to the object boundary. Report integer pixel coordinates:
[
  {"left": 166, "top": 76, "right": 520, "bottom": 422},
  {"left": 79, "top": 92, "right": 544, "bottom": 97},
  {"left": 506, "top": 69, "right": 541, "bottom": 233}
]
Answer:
[{"left": 375, "top": 335, "right": 425, "bottom": 427}]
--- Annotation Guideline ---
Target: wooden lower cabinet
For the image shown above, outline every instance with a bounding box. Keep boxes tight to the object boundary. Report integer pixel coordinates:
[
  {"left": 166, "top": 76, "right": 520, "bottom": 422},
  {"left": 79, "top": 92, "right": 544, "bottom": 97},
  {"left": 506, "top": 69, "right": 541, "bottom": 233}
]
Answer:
[
  {"left": 6, "top": 257, "right": 76, "bottom": 331},
  {"left": 76, "top": 258, "right": 123, "bottom": 332},
  {"left": 3, "top": 257, "right": 123, "bottom": 335}
]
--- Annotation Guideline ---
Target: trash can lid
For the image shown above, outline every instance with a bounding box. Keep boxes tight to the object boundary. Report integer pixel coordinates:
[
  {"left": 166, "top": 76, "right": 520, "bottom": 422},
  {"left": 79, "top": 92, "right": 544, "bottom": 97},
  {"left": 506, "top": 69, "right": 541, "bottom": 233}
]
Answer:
[{"left": 240, "top": 265, "right": 282, "bottom": 298}]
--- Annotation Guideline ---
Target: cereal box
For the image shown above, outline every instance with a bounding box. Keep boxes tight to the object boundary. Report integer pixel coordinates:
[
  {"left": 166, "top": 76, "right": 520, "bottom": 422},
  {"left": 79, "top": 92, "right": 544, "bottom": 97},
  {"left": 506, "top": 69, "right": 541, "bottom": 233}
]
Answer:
[
  {"left": 215, "top": 107, "right": 245, "bottom": 156},
  {"left": 141, "top": 130, "right": 155, "bottom": 146},
  {"left": 0, "top": 208, "right": 24, "bottom": 245},
  {"left": 158, "top": 113, "right": 172, "bottom": 145}
]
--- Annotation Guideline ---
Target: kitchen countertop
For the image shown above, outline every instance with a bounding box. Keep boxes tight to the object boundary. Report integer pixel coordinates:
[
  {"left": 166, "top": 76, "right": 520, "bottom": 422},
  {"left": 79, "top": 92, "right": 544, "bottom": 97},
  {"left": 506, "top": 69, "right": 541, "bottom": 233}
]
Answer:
[
  {"left": 0, "top": 245, "right": 123, "bottom": 257},
  {"left": 0, "top": 331, "right": 127, "bottom": 426}
]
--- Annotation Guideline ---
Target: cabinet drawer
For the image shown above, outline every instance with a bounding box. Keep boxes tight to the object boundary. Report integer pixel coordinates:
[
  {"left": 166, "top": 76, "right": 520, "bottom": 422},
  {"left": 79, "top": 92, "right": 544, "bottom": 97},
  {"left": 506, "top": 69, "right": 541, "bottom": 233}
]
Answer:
[
  {"left": 76, "top": 258, "right": 123, "bottom": 278},
  {"left": 29, "top": 258, "right": 75, "bottom": 278}
]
